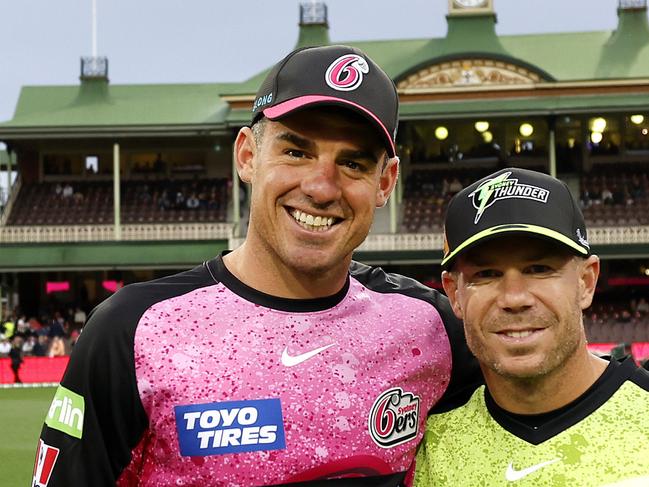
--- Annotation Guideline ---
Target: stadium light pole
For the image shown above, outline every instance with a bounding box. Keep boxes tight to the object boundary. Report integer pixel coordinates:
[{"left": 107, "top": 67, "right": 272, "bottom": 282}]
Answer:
[
  {"left": 113, "top": 143, "right": 121, "bottom": 240},
  {"left": 92, "top": 0, "right": 97, "bottom": 58},
  {"left": 548, "top": 117, "right": 557, "bottom": 178}
]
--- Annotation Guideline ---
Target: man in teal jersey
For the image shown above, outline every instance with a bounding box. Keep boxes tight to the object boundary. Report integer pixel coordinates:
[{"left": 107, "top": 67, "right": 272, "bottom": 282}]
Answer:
[{"left": 415, "top": 168, "right": 649, "bottom": 486}]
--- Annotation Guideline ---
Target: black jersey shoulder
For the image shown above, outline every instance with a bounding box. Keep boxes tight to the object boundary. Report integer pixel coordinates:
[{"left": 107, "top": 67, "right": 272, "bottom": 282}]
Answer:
[
  {"left": 86, "top": 261, "right": 217, "bottom": 336},
  {"left": 54, "top": 262, "right": 218, "bottom": 482},
  {"left": 350, "top": 260, "right": 482, "bottom": 413},
  {"left": 349, "top": 260, "right": 450, "bottom": 309},
  {"left": 630, "top": 362, "right": 649, "bottom": 391}
]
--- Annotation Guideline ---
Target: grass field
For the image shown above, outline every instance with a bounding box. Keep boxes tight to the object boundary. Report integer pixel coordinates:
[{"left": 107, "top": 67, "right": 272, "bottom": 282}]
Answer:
[{"left": 0, "top": 386, "right": 56, "bottom": 486}]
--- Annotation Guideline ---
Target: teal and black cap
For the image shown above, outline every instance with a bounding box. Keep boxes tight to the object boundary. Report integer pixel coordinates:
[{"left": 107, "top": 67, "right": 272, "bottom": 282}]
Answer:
[{"left": 441, "top": 167, "right": 591, "bottom": 269}]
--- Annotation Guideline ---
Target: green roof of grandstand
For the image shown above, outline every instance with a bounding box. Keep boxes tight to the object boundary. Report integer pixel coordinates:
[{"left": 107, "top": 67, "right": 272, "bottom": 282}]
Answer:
[
  {"left": 4, "top": 82, "right": 233, "bottom": 128},
  {"left": 2, "top": 9, "right": 649, "bottom": 131}
]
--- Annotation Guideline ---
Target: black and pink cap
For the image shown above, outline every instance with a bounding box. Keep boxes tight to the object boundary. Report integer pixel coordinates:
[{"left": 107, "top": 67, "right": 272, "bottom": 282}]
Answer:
[{"left": 251, "top": 45, "right": 399, "bottom": 158}]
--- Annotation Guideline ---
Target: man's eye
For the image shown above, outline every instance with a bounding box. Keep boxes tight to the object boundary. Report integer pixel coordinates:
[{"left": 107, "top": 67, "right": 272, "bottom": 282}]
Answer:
[
  {"left": 286, "top": 149, "right": 305, "bottom": 158},
  {"left": 341, "top": 160, "right": 366, "bottom": 172},
  {"left": 526, "top": 264, "right": 552, "bottom": 274},
  {"left": 474, "top": 269, "right": 500, "bottom": 279}
]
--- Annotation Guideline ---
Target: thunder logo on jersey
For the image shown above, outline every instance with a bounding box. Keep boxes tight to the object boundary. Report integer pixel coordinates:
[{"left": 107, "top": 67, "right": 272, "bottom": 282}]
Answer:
[{"left": 174, "top": 398, "right": 286, "bottom": 456}]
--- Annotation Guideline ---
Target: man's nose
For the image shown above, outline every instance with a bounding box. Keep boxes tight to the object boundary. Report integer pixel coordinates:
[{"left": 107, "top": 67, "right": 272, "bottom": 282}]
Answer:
[
  {"left": 300, "top": 158, "right": 342, "bottom": 204},
  {"left": 497, "top": 270, "right": 534, "bottom": 312}
]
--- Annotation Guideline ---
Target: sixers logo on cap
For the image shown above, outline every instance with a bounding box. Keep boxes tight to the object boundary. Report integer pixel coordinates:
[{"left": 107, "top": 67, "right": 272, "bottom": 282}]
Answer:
[
  {"left": 325, "top": 54, "right": 369, "bottom": 91},
  {"left": 368, "top": 387, "right": 420, "bottom": 448}
]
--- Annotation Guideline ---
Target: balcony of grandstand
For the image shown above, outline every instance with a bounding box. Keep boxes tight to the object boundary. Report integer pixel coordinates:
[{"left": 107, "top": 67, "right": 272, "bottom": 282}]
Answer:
[
  {"left": 397, "top": 113, "right": 649, "bottom": 233},
  {"left": 6, "top": 178, "right": 230, "bottom": 226}
]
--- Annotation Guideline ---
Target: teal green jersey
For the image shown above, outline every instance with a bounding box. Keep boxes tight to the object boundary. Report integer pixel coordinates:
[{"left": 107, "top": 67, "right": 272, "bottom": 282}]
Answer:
[{"left": 415, "top": 358, "right": 649, "bottom": 486}]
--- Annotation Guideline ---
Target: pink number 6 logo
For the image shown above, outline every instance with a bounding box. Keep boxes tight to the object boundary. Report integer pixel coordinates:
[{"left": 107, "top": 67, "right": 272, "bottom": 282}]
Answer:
[{"left": 325, "top": 54, "right": 369, "bottom": 92}]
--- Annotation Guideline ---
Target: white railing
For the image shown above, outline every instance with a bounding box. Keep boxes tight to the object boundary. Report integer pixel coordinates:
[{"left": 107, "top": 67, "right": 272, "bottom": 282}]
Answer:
[
  {"left": 357, "top": 232, "right": 446, "bottom": 251},
  {"left": 0, "top": 222, "right": 233, "bottom": 243},
  {"left": 588, "top": 226, "right": 649, "bottom": 245},
  {"left": 231, "top": 226, "right": 649, "bottom": 253},
  {"left": 3, "top": 223, "right": 649, "bottom": 248}
]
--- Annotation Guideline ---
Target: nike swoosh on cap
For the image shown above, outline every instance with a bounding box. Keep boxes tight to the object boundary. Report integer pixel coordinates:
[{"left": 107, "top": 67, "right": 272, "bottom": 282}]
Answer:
[
  {"left": 281, "top": 343, "right": 336, "bottom": 367},
  {"left": 505, "top": 458, "right": 561, "bottom": 481}
]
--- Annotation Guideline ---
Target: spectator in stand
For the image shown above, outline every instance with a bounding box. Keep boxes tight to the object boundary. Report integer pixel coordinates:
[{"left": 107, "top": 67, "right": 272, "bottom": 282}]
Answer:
[
  {"left": 589, "top": 184, "right": 602, "bottom": 205},
  {"left": 579, "top": 185, "right": 591, "bottom": 209},
  {"left": 601, "top": 185, "right": 614, "bottom": 205},
  {"left": 0, "top": 338, "right": 10, "bottom": 355},
  {"left": 619, "top": 309, "right": 632, "bottom": 323},
  {"left": 28, "top": 317, "right": 43, "bottom": 335},
  {"left": 22, "top": 335, "right": 35, "bottom": 355},
  {"left": 186, "top": 192, "right": 200, "bottom": 209},
  {"left": 73, "top": 307, "right": 86, "bottom": 331},
  {"left": 9, "top": 336, "right": 24, "bottom": 383},
  {"left": 198, "top": 189, "right": 209, "bottom": 209},
  {"left": 62, "top": 183, "right": 74, "bottom": 199},
  {"left": 174, "top": 190, "right": 185, "bottom": 209},
  {"left": 69, "top": 329, "right": 81, "bottom": 349},
  {"left": 630, "top": 174, "right": 645, "bottom": 199},
  {"left": 48, "top": 336, "right": 66, "bottom": 357},
  {"left": 153, "top": 153, "right": 166, "bottom": 173},
  {"left": 32, "top": 335, "right": 49, "bottom": 357},
  {"left": 611, "top": 184, "right": 625, "bottom": 206},
  {"left": 1, "top": 314, "right": 15, "bottom": 340},
  {"left": 48, "top": 312, "right": 66, "bottom": 338},
  {"left": 15, "top": 315, "right": 30, "bottom": 338},
  {"left": 636, "top": 297, "right": 649, "bottom": 315},
  {"left": 158, "top": 190, "right": 171, "bottom": 211},
  {"left": 442, "top": 177, "right": 450, "bottom": 195},
  {"left": 448, "top": 177, "right": 463, "bottom": 195},
  {"left": 208, "top": 189, "right": 220, "bottom": 210}
]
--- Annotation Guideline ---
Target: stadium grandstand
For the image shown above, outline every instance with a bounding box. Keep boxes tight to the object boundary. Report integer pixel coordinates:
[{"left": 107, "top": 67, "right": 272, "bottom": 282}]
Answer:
[{"left": 2, "top": 0, "right": 649, "bottom": 382}]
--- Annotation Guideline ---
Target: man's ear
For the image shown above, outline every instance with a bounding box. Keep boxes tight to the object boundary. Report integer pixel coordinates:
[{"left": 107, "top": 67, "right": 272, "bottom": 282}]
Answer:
[
  {"left": 442, "top": 270, "right": 463, "bottom": 320},
  {"left": 376, "top": 156, "right": 399, "bottom": 208},
  {"left": 578, "top": 255, "right": 600, "bottom": 311},
  {"left": 235, "top": 127, "right": 257, "bottom": 184}
]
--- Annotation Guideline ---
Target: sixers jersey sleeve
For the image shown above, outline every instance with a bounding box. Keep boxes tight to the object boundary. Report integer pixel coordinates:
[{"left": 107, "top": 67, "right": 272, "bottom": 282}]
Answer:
[
  {"left": 34, "top": 264, "right": 216, "bottom": 486},
  {"left": 34, "top": 255, "right": 480, "bottom": 487}
]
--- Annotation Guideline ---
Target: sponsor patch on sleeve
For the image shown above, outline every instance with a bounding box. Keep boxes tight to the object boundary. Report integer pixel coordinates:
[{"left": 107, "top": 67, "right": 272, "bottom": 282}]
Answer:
[
  {"left": 174, "top": 398, "right": 286, "bottom": 457},
  {"left": 32, "top": 439, "right": 59, "bottom": 487},
  {"left": 44, "top": 385, "right": 85, "bottom": 439}
]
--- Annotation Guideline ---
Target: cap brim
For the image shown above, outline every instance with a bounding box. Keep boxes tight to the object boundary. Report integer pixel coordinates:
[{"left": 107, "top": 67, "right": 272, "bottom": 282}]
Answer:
[
  {"left": 263, "top": 95, "right": 396, "bottom": 158},
  {"left": 441, "top": 223, "right": 590, "bottom": 269}
]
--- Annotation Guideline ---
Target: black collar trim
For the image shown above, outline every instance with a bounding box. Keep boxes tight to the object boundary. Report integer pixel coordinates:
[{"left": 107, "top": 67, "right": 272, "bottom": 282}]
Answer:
[
  {"left": 204, "top": 254, "right": 350, "bottom": 313},
  {"left": 485, "top": 357, "right": 637, "bottom": 445}
]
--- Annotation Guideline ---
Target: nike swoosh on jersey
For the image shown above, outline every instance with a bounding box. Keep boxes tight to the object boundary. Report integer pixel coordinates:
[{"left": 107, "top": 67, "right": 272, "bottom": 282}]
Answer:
[
  {"left": 281, "top": 343, "right": 336, "bottom": 367},
  {"left": 505, "top": 458, "right": 561, "bottom": 481}
]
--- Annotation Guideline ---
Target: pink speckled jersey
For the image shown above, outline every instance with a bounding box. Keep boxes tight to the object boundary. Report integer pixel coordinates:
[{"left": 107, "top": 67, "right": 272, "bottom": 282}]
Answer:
[{"left": 36, "top": 256, "right": 480, "bottom": 487}]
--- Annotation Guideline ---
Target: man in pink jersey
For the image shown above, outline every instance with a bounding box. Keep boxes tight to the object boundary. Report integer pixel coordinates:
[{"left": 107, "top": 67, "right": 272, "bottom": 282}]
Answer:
[{"left": 34, "top": 45, "right": 480, "bottom": 486}]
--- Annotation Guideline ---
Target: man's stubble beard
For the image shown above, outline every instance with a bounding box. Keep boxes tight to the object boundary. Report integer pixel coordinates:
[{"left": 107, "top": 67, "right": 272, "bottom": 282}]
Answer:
[{"left": 466, "top": 294, "right": 584, "bottom": 382}]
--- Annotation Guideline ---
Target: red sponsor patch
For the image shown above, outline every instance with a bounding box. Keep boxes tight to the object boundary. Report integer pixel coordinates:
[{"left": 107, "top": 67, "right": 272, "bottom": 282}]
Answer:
[{"left": 32, "top": 439, "right": 59, "bottom": 487}]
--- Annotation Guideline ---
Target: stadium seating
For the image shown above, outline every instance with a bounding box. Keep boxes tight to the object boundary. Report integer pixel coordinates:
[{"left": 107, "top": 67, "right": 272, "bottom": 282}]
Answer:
[
  {"left": 400, "top": 165, "right": 649, "bottom": 232},
  {"left": 584, "top": 301, "right": 649, "bottom": 343},
  {"left": 6, "top": 179, "right": 230, "bottom": 226}
]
